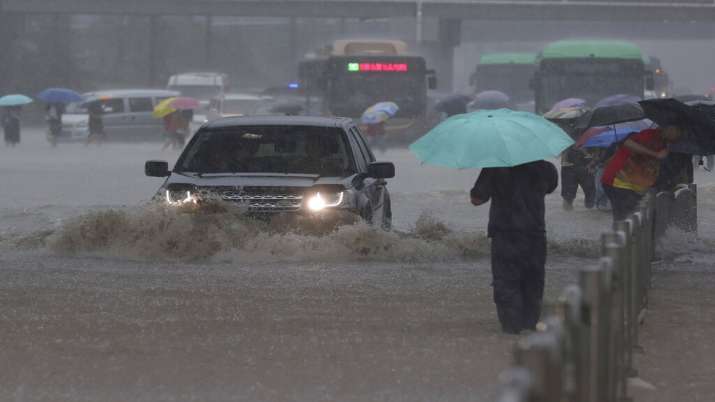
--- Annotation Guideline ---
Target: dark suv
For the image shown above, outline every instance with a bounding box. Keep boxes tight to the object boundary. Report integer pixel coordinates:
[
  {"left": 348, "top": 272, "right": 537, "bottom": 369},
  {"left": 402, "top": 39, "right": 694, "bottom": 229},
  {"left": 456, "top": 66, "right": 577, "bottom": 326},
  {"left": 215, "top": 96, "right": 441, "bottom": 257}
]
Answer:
[{"left": 145, "top": 116, "right": 395, "bottom": 229}]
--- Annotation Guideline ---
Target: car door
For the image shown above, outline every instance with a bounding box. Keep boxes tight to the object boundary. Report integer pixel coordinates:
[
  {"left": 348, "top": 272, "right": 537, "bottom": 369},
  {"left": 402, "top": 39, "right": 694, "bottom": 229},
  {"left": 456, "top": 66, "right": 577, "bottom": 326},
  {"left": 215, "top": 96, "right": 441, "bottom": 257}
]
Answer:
[
  {"left": 127, "top": 97, "right": 159, "bottom": 141},
  {"left": 99, "top": 98, "right": 129, "bottom": 139}
]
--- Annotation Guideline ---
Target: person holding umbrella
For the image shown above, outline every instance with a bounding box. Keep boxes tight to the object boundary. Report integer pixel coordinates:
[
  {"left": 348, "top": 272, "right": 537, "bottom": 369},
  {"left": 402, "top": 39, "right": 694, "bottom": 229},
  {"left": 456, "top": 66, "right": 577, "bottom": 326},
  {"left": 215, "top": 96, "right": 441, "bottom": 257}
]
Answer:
[
  {"left": 410, "top": 109, "right": 571, "bottom": 334},
  {"left": 544, "top": 107, "right": 597, "bottom": 211},
  {"left": 153, "top": 97, "right": 199, "bottom": 150},
  {"left": 601, "top": 125, "right": 682, "bottom": 221},
  {"left": 0, "top": 94, "right": 33, "bottom": 147},
  {"left": 361, "top": 102, "right": 398, "bottom": 152},
  {"left": 86, "top": 102, "right": 106, "bottom": 145},
  {"left": 1, "top": 106, "right": 22, "bottom": 147},
  {"left": 38, "top": 88, "right": 83, "bottom": 146}
]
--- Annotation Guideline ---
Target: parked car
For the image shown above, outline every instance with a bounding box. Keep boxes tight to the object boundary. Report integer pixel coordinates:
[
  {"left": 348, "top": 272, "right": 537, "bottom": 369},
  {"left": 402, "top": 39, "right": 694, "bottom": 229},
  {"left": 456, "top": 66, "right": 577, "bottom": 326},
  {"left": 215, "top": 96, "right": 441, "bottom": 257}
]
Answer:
[
  {"left": 62, "top": 89, "right": 179, "bottom": 142},
  {"left": 145, "top": 116, "right": 395, "bottom": 228}
]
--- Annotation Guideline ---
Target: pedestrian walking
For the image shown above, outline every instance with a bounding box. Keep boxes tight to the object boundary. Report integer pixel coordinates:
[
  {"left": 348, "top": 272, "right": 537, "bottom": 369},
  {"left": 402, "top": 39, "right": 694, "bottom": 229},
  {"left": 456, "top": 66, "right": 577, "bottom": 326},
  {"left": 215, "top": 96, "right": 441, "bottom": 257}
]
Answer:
[
  {"left": 86, "top": 102, "right": 106, "bottom": 145},
  {"left": 162, "top": 111, "right": 190, "bottom": 150},
  {"left": 601, "top": 125, "right": 682, "bottom": 221},
  {"left": 560, "top": 146, "right": 597, "bottom": 210},
  {"left": 46, "top": 103, "right": 64, "bottom": 147},
  {"left": 470, "top": 160, "right": 559, "bottom": 334},
  {"left": 2, "top": 106, "right": 21, "bottom": 147}
]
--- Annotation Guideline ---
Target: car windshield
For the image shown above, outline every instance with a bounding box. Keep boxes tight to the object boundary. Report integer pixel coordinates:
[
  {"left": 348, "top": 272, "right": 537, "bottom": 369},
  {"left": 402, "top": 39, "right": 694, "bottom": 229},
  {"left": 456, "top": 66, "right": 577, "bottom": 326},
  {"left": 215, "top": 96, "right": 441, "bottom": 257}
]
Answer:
[{"left": 177, "top": 125, "right": 355, "bottom": 177}]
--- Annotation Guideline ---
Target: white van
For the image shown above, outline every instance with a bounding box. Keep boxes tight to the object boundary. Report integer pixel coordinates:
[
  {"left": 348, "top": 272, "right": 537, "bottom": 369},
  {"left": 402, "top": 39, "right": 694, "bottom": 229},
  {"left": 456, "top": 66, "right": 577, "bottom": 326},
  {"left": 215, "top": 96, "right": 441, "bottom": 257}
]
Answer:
[
  {"left": 167, "top": 72, "right": 227, "bottom": 103},
  {"left": 62, "top": 89, "right": 180, "bottom": 142}
]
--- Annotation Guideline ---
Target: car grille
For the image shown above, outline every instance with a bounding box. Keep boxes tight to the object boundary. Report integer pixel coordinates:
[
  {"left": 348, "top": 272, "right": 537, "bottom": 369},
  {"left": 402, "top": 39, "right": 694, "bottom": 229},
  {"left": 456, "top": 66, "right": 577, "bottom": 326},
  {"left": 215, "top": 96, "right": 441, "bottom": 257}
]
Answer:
[{"left": 199, "top": 186, "right": 305, "bottom": 213}]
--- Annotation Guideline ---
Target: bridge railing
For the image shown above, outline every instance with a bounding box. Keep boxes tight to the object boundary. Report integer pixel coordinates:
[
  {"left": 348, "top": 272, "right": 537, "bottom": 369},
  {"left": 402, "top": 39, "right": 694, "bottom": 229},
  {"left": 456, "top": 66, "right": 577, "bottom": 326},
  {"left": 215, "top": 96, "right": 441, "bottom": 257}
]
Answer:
[{"left": 494, "top": 184, "right": 697, "bottom": 402}]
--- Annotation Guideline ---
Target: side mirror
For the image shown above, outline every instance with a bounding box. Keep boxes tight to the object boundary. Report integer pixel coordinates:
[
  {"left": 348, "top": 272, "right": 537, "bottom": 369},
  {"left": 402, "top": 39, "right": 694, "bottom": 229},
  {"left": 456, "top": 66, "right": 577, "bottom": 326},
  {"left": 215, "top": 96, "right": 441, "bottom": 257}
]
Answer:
[
  {"left": 145, "top": 160, "right": 170, "bottom": 177},
  {"left": 368, "top": 162, "right": 395, "bottom": 179},
  {"left": 426, "top": 69, "right": 437, "bottom": 90}
]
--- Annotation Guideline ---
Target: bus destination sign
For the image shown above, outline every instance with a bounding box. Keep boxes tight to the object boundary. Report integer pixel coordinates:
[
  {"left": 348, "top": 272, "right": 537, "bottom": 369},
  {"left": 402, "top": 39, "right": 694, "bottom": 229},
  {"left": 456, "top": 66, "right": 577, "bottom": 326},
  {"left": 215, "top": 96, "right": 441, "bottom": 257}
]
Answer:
[{"left": 348, "top": 62, "right": 409, "bottom": 73}]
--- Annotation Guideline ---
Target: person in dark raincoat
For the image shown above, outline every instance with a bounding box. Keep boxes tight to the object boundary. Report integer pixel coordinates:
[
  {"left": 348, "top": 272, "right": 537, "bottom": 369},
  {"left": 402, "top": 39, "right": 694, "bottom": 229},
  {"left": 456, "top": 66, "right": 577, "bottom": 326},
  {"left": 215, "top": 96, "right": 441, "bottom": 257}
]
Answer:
[
  {"left": 470, "top": 160, "right": 558, "bottom": 334},
  {"left": 560, "top": 146, "right": 597, "bottom": 210},
  {"left": 86, "top": 102, "right": 106, "bottom": 145},
  {"left": 2, "top": 106, "right": 21, "bottom": 147}
]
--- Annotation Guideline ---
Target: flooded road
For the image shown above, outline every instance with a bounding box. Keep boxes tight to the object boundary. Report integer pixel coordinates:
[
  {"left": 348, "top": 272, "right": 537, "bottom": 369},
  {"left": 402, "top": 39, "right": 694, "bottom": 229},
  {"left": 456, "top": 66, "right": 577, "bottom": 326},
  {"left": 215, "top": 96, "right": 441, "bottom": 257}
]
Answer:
[{"left": 1, "top": 128, "right": 714, "bottom": 401}]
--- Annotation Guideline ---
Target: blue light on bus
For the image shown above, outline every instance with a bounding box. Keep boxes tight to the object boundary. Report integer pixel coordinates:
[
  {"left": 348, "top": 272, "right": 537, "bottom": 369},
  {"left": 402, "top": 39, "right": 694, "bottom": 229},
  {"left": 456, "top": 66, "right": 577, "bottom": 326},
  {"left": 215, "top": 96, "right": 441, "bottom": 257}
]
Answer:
[{"left": 288, "top": 82, "right": 300, "bottom": 89}]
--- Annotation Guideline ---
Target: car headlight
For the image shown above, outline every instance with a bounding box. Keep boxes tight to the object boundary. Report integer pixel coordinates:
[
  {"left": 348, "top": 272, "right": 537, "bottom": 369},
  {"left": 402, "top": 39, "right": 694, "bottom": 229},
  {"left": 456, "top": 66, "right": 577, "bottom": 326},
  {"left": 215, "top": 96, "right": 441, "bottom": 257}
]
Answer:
[
  {"left": 306, "top": 192, "right": 344, "bottom": 212},
  {"left": 165, "top": 189, "right": 197, "bottom": 206}
]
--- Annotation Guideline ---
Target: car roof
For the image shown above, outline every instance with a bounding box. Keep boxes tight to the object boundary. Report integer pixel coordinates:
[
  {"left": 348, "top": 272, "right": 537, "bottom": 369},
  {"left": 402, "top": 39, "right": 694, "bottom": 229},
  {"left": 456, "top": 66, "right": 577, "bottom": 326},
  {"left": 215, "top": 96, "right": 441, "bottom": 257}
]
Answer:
[
  {"left": 84, "top": 89, "right": 180, "bottom": 98},
  {"left": 223, "top": 93, "right": 272, "bottom": 101},
  {"left": 204, "top": 115, "right": 354, "bottom": 130}
]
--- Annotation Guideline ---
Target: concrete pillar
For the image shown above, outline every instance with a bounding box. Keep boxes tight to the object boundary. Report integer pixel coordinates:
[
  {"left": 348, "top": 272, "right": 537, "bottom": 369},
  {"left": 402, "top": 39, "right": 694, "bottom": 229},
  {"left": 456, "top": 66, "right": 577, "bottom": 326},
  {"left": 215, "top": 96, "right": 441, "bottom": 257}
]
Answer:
[
  {"left": 205, "top": 16, "right": 213, "bottom": 68},
  {"left": 149, "top": 15, "right": 159, "bottom": 86},
  {"left": 50, "top": 14, "right": 72, "bottom": 87},
  {"left": 288, "top": 17, "right": 298, "bottom": 65},
  {"left": 0, "top": 11, "right": 22, "bottom": 92},
  {"left": 437, "top": 18, "right": 461, "bottom": 92}
]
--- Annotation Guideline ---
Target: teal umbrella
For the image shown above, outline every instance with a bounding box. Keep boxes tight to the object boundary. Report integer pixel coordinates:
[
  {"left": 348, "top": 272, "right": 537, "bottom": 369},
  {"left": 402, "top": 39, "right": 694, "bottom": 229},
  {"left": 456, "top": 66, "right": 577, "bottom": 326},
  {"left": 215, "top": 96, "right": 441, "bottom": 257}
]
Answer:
[
  {"left": 409, "top": 109, "right": 573, "bottom": 169},
  {"left": 0, "top": 94, "right": 33, "bottom": 107}
]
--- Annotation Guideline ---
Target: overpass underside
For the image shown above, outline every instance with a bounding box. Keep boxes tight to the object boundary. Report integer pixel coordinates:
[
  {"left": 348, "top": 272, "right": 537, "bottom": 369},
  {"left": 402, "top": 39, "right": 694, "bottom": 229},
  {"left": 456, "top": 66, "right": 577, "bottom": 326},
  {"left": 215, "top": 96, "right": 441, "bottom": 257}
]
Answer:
[
  {"left": 4, "top": 0, "right": 715, "bottom": 22},
  {"left": 2, "top": 1, "right": 715, "bottom": 93}
]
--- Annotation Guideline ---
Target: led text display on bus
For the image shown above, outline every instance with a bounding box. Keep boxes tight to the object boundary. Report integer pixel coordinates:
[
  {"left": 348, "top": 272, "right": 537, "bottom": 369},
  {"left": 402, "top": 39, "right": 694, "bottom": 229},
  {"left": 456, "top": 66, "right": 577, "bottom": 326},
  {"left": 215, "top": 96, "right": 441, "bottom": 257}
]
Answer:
[{"left": 347, "top": 62, "right": 409, "bottom": 72}]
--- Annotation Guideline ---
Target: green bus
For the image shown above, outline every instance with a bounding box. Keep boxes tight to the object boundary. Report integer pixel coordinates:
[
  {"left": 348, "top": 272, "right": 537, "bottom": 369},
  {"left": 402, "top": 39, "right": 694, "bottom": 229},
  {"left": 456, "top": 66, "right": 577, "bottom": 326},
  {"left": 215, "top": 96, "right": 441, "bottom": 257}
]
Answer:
[
  {"left": 470, "top": 52, "right": 536, "bottom": 104},
  {"left": 532, "top": 40, "right": 652, "bottom": 114}
]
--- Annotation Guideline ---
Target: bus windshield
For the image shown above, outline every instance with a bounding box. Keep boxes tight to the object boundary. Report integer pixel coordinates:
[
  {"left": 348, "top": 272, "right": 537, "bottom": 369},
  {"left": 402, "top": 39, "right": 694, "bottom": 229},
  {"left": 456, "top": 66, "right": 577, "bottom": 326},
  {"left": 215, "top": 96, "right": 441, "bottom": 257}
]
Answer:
[
  {"left": 475, "top": 64, "right": 534, "bottom": 103},
  {"left": 537, "top": 60, "right": 644, "bottom": 111},
  {"left": 328, "top": 73, "right": 424, "bottom": 118}
]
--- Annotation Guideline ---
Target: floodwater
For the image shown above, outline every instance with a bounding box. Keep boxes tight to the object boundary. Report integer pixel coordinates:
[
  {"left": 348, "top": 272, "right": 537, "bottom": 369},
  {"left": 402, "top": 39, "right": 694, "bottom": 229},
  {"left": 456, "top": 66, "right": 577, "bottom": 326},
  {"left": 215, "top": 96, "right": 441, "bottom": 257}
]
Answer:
[{"left": 1, "top": 128, "right": 714, "bottom": 401}]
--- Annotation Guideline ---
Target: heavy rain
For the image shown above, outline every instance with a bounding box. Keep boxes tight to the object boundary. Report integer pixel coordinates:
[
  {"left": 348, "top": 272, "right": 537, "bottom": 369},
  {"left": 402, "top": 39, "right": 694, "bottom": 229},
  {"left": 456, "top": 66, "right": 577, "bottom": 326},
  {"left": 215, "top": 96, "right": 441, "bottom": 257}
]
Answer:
[{"left": 1, "top": 2, "right": 715, "bottom": 402}]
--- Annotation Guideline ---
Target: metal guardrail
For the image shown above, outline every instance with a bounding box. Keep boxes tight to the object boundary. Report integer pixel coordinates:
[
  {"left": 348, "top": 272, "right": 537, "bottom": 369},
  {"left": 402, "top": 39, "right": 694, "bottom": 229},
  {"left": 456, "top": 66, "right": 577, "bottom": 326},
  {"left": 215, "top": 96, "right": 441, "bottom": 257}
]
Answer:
[{"left": 495, "top": 184, "right": 697, "bottom": 402}]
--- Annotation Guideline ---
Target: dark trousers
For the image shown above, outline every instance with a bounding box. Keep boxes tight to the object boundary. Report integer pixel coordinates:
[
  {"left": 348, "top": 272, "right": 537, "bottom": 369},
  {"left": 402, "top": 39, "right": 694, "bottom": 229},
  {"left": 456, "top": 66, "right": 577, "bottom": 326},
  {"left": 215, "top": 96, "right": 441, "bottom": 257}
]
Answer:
[
  {"left": 490, "top": 232, "right": 547, "bottom": 334},
  {"left": 561, "top": 165, "right": 595, "bottom": 208},
  {"left": 603, "top": 184, "right": 644, "bottom": 221}
]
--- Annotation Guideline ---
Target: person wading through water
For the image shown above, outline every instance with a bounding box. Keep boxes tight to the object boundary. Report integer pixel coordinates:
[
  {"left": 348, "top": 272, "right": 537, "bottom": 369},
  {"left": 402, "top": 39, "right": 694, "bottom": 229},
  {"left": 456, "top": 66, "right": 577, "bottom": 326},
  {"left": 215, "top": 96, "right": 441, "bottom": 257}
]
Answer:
[
  {"left": 601, "top": 125, "right": 682, "bottom": 221},
  {"left": 470, "top": 160, "right": 558, "bottom": 334}
]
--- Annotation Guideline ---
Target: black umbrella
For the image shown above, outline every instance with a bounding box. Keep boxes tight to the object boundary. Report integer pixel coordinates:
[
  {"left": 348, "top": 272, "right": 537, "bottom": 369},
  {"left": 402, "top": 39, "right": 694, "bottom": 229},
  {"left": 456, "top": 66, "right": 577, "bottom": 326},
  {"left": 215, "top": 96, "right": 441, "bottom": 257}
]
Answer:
[
  {"left": 434, "top": 94, "right": 472, "bottom": 116},
  {"left": 574, "top": 102, "right": 645, "bottom": 130},
  {"left": 641, "top": 98, "right": 715, "bottom": 154}
]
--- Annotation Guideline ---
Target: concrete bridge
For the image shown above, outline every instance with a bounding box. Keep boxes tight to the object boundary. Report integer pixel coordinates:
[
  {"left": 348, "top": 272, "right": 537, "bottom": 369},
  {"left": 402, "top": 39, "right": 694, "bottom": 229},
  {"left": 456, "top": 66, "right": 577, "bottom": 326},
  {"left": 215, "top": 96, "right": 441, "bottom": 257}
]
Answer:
[
  {"left": 4, "top": 0, "right": 715, "bottom": 22},
  {"left": 2, "top": 0, "right": 715, "bottom": 92}
]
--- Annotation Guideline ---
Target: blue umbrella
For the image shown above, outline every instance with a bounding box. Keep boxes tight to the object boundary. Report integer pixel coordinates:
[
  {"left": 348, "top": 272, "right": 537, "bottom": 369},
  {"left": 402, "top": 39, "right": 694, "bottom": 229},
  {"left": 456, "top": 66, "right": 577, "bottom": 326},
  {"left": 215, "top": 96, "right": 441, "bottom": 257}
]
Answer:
[
  {"left": 37, "top": 88, "right": 83, "bottom": 104},
  {"left": 365, "top": 102, "right": 399, "bottom": 117},
  {"left": 582, "top": 120, "right": 654, "bottom": 148},
  {"left": 361, "top": 110, "right": 390, "bottom": 125},
  {"left": 0, "top": 94, "right": 33, "bottom": 107}
]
